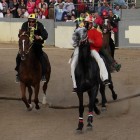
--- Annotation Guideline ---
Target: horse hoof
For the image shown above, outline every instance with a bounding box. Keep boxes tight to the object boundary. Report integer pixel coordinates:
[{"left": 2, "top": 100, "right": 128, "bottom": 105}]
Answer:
[
  {"left": 94, "top": 108, "right": 101, "bottom": 115},
  {"left": 87, "top": 123, "right": 92, "bottom": 128},
  {"left": 76, "top": 127, "right": 83, "bottom": 133},
  {"left": 113, "top": 94, "right": 117, "bottom": 100},
  {"left": 95, "top": 98, "right": 99, "bottom": 104},
  {"left": 27, "top": 104, "right": 34, "bottom": 111},
  {"left": 35, "top": 105, "right": 40, "bottom": 110},
  {"left": 42, "top": 95, "right": 47, "bottom": 105},
  {"left": 101, "top": 107, "right": 107, "bottom": 112}
]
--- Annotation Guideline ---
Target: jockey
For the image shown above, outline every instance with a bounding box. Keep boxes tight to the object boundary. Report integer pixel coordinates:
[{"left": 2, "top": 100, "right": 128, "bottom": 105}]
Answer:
[
  {"left": 100, "top": 10, "right": 121, "bottom": 71},
  {"left": 71, "top": 16, "right": 110, "bottom": 93},
  {"left": 15, "top": 13, "right": 48, "bottom": 83}
]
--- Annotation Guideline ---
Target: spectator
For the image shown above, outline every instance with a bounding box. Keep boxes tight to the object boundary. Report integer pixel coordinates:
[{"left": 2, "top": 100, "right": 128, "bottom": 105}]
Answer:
[
  {"left": 63, "top": 0, "right": 75, "bottom": 15},
  {"left": 48, "top": 2, "right": 55, "bottom": 19},
  {"left": 0, "top": 1, "right": 3, "bottom": 11},
  {"left": 35, "top": 0, "right": 40, "bottom": 8},
  {"left": 33, "top": 7, "right": 38, "bottom": 17},
  {"left": 38, "top": 0, "right": 48, "bottom": 9},
  {"left": 37, "top": 10, "right": 45, "bottom": 19},
  {"left": 113, "top": 0, "right": 127, "bottom": 8},
  {"left": 55, "top": 3, "right": 67, "bottom": 21},
  {"left": 77, "top": 0, "right": 86, "bottom": 17},
  {"left": 113, "top": 5, "right": 121, "bottom": 19},
  {"left": 18, "top": 0, "right": 26, "bottom": 9},
  {"left": 128, "top": 0, "right": 135, "bottom": 9},
  {"left": 40, "top": 3, "right": 49, "bottom": 18},
  {"left": 49, "top": 0, "right": 56, "bottom": 6},
  {"left": 5, "top": 8, "right": 13, "bottom": 18},
  {"left": 66, "top": 14, "right": 75, "bottom": 22},
  {"left": 94, "top": 0, "right": 99, "bottom": 12},
  {"left": 10, "top": 0, "right": 19, "bottom": 18},
  {"left": 26, "top": 0, "right": 35, "bottom": 14},
  {"left": 0, "top": 9, "right": 4, "bottom": 18},
  {"left": 100, "top": 0, "right": 110, "bottom": 14},
  {"left": 1, "top": 0, "right": 8, "bottom": 16},
  {"left": 108, "top": 9, "right": 120, "bottom": 47},
  {"left": 93, "top": 12, "right": 103, "bottom": 28},
  {"left": 17, "top": 8, "right": 24, "bottom": 18},
  {"left": 21, "top": 7, "right": 29, "bottom": 18},
  {"left": 63, "top": 14, "right": 68, "bottom": 21}
]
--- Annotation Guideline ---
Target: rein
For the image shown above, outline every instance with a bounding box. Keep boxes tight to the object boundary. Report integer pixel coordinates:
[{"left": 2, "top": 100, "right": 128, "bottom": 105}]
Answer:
[{"left": 79, "top": 36, "right": 88, "bottom": 46}]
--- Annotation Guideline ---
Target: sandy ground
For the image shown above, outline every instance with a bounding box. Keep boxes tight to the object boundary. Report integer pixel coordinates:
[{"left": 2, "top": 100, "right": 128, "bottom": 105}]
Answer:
[{"left": 0, "top": 43, "right": 140, "bottom": 140}]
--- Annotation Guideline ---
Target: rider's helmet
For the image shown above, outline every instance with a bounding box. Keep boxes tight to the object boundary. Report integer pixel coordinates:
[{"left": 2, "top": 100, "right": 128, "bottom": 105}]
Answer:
[
  {"left": 84, "top": 16, "right": 94, "bottom": 23},
  {"left": 28, "top": 14, "right": 37, "bottom": 22},
  {"left": 102, "top": 10, "right": 108, "bottom": 19}
]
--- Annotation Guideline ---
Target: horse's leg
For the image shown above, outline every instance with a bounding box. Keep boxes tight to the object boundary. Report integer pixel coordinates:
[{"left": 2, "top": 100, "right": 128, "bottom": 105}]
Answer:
[
  {"left": 34, "top": 84, "right": 40, "bottom": 110},
  {"left": 20, "top": 83, "right": 33, "bottom": 111},
  {"left": 109, "top": 81, "right": 117, "bottom": 100},
  {"left": 42, "top": 82, "right": 48, "bottom": 105},
  {"left": 87, "top": 86, "right": 100, "bottom": 128},
  {"left": 42, "top": 59, "right": 51, "bottom": 105},
  {"left": 27, "top": 86, "right": 33, "bottom": 104},
  {"left": 100, "top": 83, "right": 108, "bottom": 111},
  {"left": 109, "top": 37, "right": 115, "bottom": 59},
  {"left": 76, "top": 92, "right": 84, "bottom": 131}
]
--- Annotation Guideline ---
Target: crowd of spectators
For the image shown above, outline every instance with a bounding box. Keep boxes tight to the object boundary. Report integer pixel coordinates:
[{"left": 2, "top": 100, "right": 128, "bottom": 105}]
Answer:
[{"left": 0, "top": 0, "right": 137, "bottom": 19}]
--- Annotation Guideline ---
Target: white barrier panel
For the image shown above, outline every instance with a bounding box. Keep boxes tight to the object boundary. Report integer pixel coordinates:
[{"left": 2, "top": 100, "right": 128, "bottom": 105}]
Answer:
[
  {"left": 55, "top": 26, "right": 75, "bottom": 48},
  {"left": 0, "top": 22, "right": 22, "bottom": 43}
]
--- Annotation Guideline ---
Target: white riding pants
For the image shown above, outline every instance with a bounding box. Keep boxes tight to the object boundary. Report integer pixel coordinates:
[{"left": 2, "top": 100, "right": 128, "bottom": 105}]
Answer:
[
  {"left": 71, "top": 47, "right": 79, "bottom": 88},
  {"left": 71, "top": 48, "right": 109, "bottom": 88},
  {"left": 90, "top": 49, "right": 108, "bottom": 81}
]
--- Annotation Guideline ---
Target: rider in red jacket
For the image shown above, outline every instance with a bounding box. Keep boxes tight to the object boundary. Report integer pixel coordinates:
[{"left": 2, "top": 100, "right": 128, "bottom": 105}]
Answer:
[
  {"left": 87, "top": 27, "right": 103, "bottom": 52},
  {"left": 71, "top": 16, "right": 110, "bottom": 92}
]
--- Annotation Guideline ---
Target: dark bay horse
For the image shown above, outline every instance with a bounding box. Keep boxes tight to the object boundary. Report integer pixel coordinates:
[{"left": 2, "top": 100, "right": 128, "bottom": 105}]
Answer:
[
  {"left": 74, "top": 27, "right": 100, "bottom": 131},
  {"left": 18, "top": 30, "right": 51, "bottom": 111},
  {"left": 102, "top": 18, "right": 115, "bottom": 58},
  {"left": 74, "top": 27, "right": 117, "bottom": 130}
]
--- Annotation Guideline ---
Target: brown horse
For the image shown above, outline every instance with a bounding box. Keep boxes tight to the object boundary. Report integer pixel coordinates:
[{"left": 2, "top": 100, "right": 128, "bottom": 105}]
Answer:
[
  {"left": 18, "top": 30, "right": 51, "bottom": 111},
  {"left": 102, "top": 18, "right": 115, "bottom": 58}
]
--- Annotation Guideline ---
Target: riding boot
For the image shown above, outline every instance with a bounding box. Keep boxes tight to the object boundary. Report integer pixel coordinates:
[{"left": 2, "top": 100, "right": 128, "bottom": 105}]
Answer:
[
  {"left": 113, "top": 62, "right": 121, "bottom": 72},
  {"left": 15, "top": 54, "right": 21, "bottom": 83},
  {"left": 39, "top": 55, "right": 47, "bottom": 82}
]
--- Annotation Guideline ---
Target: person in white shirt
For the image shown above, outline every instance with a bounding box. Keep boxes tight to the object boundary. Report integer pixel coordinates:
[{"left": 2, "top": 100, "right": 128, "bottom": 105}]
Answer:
[
  {"left": 0, "top": 10, "right": 4, "bottom": 18},
  {"left": 0, "top": 1, "right": 4, "bottom": 11}
]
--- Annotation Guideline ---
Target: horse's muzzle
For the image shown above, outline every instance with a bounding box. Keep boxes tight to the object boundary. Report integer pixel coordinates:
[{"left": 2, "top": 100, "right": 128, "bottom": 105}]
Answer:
[{"left": 21, "top": 54, "right": 26, "bottom": 61}]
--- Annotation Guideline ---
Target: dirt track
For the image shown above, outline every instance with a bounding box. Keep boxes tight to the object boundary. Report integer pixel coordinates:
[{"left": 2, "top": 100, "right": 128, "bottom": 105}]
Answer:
[{"left": 0, "top": 43, "right": 140, "bottom": 140}]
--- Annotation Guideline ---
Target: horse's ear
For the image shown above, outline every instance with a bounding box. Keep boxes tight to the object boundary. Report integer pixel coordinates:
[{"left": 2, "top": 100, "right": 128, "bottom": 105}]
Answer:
[{"left": 18, "top": 29, "right": 23, "bottom": 38}]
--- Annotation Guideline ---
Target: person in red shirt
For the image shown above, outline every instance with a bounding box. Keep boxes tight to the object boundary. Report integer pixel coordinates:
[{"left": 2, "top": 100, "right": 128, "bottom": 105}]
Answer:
[
  {"left": 86, "top": 17, "right": 110, "bottom": 85},
  {"left": 93, "top": 12, "right": 104, "bottom": 28},
  {"left": 71, "top": 17, "right": 110, "bottom": 92}
]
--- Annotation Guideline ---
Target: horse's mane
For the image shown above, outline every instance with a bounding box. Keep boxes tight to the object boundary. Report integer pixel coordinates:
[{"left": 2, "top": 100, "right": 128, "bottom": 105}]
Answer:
[
  {"left": 75, "top": 41, "right": 99, "bottom": 92},
  {"left": 78, "top": 41, "right": 91, "bottom": 73}
]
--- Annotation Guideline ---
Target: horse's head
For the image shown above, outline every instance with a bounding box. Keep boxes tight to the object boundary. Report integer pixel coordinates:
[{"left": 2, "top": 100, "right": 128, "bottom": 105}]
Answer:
[
  {"left": 102, "top": 18, "right": 111, "bottom": 34},
  {"left": 18, "top": 30, "right": 32, "bottom": 61},
  {"left": 75, "top": 27, "right": 88, "bottom": 46}
]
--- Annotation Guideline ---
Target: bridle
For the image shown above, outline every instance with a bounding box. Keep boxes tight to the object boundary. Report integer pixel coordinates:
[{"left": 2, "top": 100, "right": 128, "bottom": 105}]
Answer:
[
  {"left": 18, "top": 32, "right": 33, "bottom": 55},
  {"left": 102, "top": 18, "right": 111, "bottom": 34}
]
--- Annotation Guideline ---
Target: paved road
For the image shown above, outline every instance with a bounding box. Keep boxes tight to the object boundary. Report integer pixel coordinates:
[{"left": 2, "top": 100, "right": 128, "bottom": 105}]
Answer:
[{"left": 0, "top": 44, "right": 140, "bottom": 140}]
